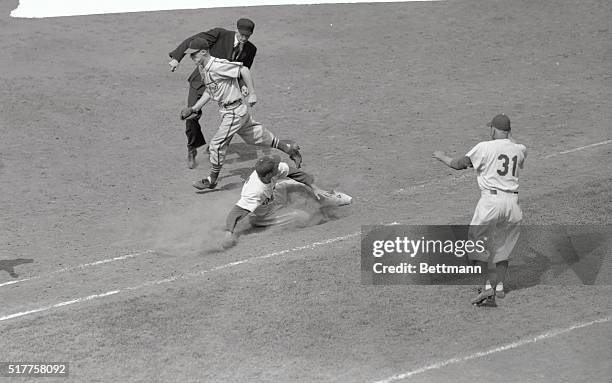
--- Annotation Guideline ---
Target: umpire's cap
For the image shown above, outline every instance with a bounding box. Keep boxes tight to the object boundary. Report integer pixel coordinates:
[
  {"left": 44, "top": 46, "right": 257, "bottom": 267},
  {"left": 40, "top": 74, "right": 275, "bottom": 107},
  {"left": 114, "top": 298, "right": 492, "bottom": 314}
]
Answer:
[
  {"left": 184, "top": 38, "right": 209, "bottom": 55},
  {"left": 255, "top": 155, "right": 281, "bottom": 178},
  {"left": 237, "top": 18, "right": 255, "bottom": 36},
  {"left": 487, "top": 114, "right": 511, "bottom": 131}
]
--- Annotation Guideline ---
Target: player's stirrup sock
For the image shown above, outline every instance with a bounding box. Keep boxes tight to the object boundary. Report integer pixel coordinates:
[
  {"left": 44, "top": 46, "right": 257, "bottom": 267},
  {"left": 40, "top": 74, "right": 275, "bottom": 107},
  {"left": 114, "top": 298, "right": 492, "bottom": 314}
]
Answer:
[
  {"left": 272, "top": 138, "right": 293, "bottom": 152},
  {"left": 272, "top": 138, "right": 299, "bottom": 154},
  {"left": 495, "top": 260, "right": 509, "bottom": 287},
  {"left": 271, "top": 138, "right": 281, "bottom": 150},
  {"left": 209, "top": 164, "right": 222, "bottom": 184}
]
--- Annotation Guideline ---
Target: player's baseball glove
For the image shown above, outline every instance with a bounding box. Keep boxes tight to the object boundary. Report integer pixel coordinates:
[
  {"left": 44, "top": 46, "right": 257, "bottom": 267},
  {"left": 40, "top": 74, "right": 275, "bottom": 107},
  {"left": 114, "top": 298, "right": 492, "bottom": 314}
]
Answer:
[{"left": 180, "top": 107, "right": 199, "bottom": 120}]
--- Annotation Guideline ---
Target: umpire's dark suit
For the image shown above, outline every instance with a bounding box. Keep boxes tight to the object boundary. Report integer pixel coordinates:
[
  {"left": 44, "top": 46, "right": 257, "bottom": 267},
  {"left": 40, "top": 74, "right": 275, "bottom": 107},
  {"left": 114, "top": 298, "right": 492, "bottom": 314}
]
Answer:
[{"left": 169, "top": 28, "right": 257, "bottom": 150}]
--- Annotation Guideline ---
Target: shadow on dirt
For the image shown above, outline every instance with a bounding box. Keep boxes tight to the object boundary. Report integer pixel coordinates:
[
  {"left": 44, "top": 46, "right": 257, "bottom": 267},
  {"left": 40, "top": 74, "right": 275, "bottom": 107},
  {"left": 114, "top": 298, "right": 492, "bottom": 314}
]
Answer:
[
  {"left": 506, "top": 229, "right": 609, "bottom": 292},
  {"left": 223, "top": 143, "right": 272, "bottom": 165},
  {"left": 194, "top": 181, "right": 244, "bottom": 195},
  {"left": 193, "top": 167, "right": 253, "bottom": 195},
  {"left": 224, "top": 167, "right": 252, "bottom": 182},
  {"left": 0, "top": 258, "right": 34, "bottom": 278}
]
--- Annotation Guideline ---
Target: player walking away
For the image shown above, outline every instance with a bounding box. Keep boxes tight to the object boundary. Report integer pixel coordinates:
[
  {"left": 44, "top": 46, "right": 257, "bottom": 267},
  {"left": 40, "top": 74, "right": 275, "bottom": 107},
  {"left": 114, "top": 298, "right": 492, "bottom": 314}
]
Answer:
[
  {"left": 179, "top": 38, "right": 302, "bottom": 190},
  {"left": 432, "top": 114, "right": 527, "bottom": 307},
  {"left": 222, "top": 155, "right": 352, "bottom": 248},
  {"left": 169, "top": 18, "right": 257, "bottom": 169}
]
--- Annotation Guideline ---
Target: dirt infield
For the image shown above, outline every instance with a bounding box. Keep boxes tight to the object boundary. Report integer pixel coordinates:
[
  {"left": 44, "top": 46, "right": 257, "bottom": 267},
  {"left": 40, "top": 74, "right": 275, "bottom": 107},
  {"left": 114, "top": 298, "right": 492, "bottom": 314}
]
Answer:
[{"left": 1, "top": 0, "right": 610, "bottom": 382}]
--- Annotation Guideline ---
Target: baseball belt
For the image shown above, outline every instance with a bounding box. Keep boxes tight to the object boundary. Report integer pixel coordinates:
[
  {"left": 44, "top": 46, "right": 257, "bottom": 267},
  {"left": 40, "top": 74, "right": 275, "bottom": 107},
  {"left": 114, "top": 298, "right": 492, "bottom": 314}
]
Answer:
[
  {"left": 489, "top": 189, "right": 518, "bottom": 195},
  {"left": 220, "top": 99, "right": 242, "bottom": 109}
]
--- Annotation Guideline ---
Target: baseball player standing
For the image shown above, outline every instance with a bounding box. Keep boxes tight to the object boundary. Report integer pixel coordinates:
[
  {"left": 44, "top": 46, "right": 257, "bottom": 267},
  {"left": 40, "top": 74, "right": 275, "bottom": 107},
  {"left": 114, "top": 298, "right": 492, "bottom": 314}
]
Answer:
[
  {"left": 169, "top": 18, "right": 257, "bottom": 169},
  {"left": 432, "top": 114, "right": 527, "bottom": 307},
  {"left": 179, "top": 38, "right": 302, "bottom": 190}
]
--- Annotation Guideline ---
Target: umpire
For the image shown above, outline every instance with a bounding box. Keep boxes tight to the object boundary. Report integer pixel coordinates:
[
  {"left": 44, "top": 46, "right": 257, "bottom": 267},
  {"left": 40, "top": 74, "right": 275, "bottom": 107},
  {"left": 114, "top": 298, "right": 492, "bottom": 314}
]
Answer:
[{"left": 169, "top": 18, "right": 257, "bottom": 169}]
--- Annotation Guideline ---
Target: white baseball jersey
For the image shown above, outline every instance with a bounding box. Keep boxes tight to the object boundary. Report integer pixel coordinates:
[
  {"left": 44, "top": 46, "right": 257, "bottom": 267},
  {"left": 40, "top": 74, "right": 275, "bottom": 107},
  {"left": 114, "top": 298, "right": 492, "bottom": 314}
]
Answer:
[
  {"left": 466, "top": 139, "right": 527, "bottom": 263},
  {"left": 236, "top": 162, "right": 291, "bottom": 216},
  {"left": 466, "top": 139, "right": 527, "bottom": 192},
  {"left": 198, "top": 58, "right": 243, "bottom": 104}
]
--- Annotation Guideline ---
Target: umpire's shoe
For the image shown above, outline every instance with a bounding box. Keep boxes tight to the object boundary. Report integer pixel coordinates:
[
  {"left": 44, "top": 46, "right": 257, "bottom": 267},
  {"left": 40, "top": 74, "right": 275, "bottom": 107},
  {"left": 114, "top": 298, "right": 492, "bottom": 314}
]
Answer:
[
  {"left": 187, "top": 148, "right": 197, "bottom": 169},
  {"left": 192, "top": 177, "right": 217, "bottom": 190},
  {"left": 471, "top": 288, "right": 497, "bottom": 307}
]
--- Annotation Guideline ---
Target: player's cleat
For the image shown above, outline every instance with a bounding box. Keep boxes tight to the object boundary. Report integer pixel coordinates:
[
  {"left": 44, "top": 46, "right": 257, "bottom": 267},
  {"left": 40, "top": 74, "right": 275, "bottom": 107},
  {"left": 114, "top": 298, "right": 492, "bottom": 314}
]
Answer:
[
  {"left": 187, "top": 148, "right": 197, "bottom": 169},
  {"left": 192, "top": 177, "right": 217, "bottom": 190},
  {"left": 287, "top": 143, "right": 302, "bottom": 168},
  {"left": 318, "top": 190, "right": 353, "bottom": 207},
  {"left": 471, "top": 288, "right": 497, "bottom": 307},
  {"left": 478, "top": 296, "right": 497, "bottom": 307}
]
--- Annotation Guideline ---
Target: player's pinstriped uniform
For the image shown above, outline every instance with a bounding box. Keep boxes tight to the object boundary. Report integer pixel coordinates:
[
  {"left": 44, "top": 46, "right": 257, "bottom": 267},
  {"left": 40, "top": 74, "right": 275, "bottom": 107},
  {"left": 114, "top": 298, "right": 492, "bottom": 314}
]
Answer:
[
  {"left": 466, "top": 139, "right": 528, "bottom": 263},
  {"left": 198, "top": 58, "right": 278, "bottom": 173}
]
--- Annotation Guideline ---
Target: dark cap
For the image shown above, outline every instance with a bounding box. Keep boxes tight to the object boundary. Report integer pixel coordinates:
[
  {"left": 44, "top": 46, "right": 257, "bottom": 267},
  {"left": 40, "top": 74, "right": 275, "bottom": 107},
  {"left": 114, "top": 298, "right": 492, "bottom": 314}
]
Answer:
[
  {"left": 184, "top": 38, "right": 209, "bottom": 55},
  {"left": 237, "top": 18, "right": 255, "bottom": 36},
  {"left": 487, "top": 114, "right": 511, "bottom": 131},
  {"left": 255, "top": 155, "right": 281, "bottom": 178}
]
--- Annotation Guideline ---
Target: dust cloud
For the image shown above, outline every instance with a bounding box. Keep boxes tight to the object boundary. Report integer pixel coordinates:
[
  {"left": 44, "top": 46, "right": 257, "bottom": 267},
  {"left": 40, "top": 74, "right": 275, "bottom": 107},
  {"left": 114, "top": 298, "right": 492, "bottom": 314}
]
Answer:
[{"left": 125, "top": 193, "right": 237, "bottom": 256}]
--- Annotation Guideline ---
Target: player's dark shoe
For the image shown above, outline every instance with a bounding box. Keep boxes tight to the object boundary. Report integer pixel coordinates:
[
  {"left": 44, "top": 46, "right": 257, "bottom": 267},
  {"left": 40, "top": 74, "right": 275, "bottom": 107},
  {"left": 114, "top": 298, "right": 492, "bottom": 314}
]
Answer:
[
  {"left": 471, "top": 288, "right": 497, "bottom": 307},
  {"left": 478, "top": 297, "right": 497, "bottom": 307},
  {"left": 192, "top": 177, "right": 217, "bottom": 190},
  {"left": 187, "top": 148, "right": 197, "bottom": 169}
]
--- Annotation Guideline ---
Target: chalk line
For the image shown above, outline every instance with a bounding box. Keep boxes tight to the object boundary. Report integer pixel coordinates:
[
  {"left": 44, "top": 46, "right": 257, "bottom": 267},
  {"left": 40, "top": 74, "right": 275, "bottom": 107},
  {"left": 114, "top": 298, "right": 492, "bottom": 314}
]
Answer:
[
  {"left": 0, "top": 291, "right": 121, "bottom": 322},
  {"left": 0, "top": 232, "right": 359, "bottom": 322},
  {"left": 0, "top": 250, "right": 155, "bottom": 288},
  {"left": 543, "top": 139, "right": 612, "bottom": 159},
  {"left": 372, "top": 316, "right": 611, "bottom": 383}
]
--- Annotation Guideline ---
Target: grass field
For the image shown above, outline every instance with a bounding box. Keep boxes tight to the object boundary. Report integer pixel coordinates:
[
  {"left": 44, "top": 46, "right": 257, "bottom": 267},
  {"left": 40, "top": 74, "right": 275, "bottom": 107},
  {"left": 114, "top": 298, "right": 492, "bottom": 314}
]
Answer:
[{"left": 0, "top": 0, "right": 610, "bottom": 382}]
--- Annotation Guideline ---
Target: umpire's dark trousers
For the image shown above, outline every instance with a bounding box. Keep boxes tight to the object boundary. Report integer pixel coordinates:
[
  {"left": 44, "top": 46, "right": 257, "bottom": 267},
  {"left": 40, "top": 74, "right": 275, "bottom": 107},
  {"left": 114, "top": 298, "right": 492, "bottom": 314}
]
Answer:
[{"left": 186, "top": 81, "right": 206, "bottom": 150}]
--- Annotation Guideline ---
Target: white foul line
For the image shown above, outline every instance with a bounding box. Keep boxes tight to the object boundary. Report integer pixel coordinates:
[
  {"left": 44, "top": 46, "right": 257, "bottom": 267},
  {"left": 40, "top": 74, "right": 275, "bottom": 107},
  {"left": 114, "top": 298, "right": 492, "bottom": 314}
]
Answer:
[
  {"left": 543, "top": 139, "right": 612, "bottom": 158},
  {"left": 372, "top": 316, "right": 611, "bottom": 383},
  {"left": 0, "top": 250, "right": 155, "bottom": 288},
  {"left": 0, "top": 232, "right": 359, "bottom": 322},
  {"left": 0, "top": 291, "right": 121, "bottom": 322},
  {"left": 0, "top": 279, "right": 29, "bottom": 287}
]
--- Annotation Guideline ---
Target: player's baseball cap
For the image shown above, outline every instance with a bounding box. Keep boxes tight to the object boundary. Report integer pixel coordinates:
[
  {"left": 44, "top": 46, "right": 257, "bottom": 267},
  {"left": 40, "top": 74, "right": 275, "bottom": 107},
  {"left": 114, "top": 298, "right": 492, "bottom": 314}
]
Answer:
[
  {"left": 237, "top": 18, "right": 255, "bottom": 36},
  {"left": 255, "top": 155, "right": 281, "bottom": 178},
  {"left": 184, "top": 38, "right": 209, "bottom": 55},
  {"left": 487, "top": 114, "right": 511, "bottom": 131}
]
